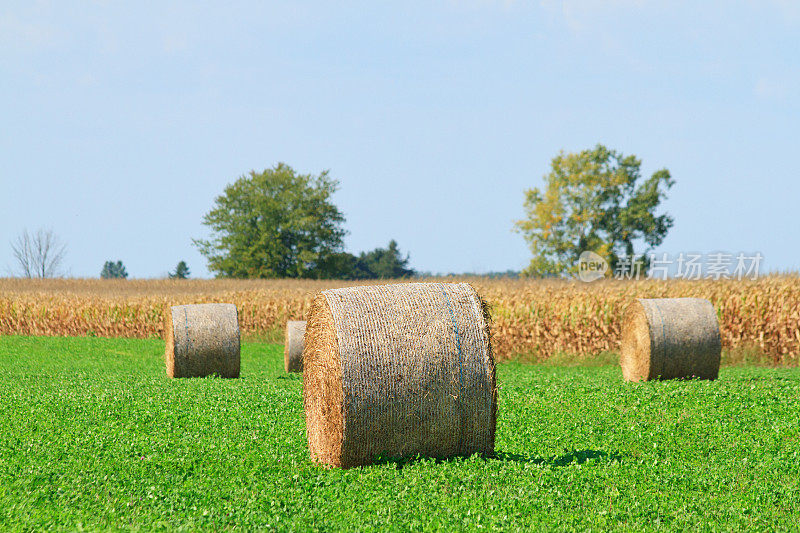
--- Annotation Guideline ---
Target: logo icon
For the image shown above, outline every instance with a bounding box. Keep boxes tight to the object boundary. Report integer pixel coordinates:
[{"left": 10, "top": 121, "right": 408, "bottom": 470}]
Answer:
[{"left": 577, "top": 251, "right": 609, "bottom": 282}]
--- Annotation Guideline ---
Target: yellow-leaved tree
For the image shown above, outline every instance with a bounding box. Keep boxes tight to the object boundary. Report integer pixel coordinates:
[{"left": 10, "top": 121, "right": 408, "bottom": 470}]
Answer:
[{"left": 515, "top": 144, "right": 674, "bottom": 277}]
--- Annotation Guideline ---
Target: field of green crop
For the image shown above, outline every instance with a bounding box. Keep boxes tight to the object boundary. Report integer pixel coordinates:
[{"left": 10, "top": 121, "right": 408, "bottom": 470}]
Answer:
[{"left": 1, "top": 336, "right": 799, "bottom": 530}]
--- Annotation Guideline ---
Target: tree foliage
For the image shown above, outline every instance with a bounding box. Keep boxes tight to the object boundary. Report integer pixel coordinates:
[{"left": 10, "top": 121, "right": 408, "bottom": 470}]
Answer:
[
  {"left": 10, "top": 228, "right": 67, "bottom": 279},
  {"left": 194, "top": 163, "right": 346, "bottom": 278},
  {"left": 315, "top": 252, "right": 372, "bottom": 280},
  {"left": 515, "top": 144, "right": 674, "bottom": 276},
  {"left": 359, "top": 239, "right": 414, "bottom": 278},
  {"left": 316, "top": 240, "right": 415, "bottom": 279},
  {"left": 169, "top": 261, "right": 190, "bottom": 279},
  {"left": 101, "top": 261, "right": 128, "bottom": 279}
]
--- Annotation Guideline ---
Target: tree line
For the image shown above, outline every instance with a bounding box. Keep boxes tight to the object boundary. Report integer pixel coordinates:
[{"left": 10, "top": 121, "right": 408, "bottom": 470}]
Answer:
[{"left": 8, "top": 146, "right": 673, "bottom": 280}]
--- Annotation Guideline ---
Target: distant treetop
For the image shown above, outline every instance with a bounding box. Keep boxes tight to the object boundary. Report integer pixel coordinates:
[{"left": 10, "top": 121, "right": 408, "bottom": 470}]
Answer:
[
  {"left": 316, "top": 240, "right": 415, "bottom": 280},
  {"left": 169, "top": 261, "right": 190, "bottom": 279},
  {"left": 101, "top": 260, "right": 128, "bottom": 279}
]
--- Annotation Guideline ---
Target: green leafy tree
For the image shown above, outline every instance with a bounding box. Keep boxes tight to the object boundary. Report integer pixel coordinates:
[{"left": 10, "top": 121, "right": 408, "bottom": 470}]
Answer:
[
  {"left": 169, "top": 261, "right": 190, "bottom": 279},
  {"left": 101, "top": 260, "right": 128, "bottom": 279},
  {"left": 194, "top": 163, "right": 346, "bottom": 278},
  {"left": 514, "top": 144, "right": 674, "bottom": 276}
]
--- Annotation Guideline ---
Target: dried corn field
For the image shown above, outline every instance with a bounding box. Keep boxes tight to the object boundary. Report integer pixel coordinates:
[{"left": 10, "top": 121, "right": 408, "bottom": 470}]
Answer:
[{"left": 1, "top": 276, "right": 798, "bottom": 363}]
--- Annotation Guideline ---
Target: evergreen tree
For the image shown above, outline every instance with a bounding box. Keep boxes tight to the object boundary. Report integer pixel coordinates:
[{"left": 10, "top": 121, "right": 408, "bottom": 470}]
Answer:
[
  {"left": 101, "top": 260, "right": 128, "bottom": 279},
  {"left": 169, "top": 261, "right": 190, "bottom": 279}
]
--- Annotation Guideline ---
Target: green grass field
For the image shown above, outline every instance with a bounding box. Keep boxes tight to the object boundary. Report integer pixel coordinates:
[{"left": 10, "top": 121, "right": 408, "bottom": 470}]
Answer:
[{"left": 0, "top": 336, "right": 798, "bottom": 531}]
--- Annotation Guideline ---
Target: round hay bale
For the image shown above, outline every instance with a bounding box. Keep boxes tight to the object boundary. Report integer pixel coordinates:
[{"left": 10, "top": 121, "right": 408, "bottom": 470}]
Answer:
[
  {"left": 303, "top": 282, "right": 496, "bottom": 468},
  {"left": 164, "top": 303, "right": 240, "bottom": 378},
  {"left": 620, "top": 298, "right": 721, "bottom": 382},
  {"left": 284, "top": 320, "right": 306, "bottom": 373}
]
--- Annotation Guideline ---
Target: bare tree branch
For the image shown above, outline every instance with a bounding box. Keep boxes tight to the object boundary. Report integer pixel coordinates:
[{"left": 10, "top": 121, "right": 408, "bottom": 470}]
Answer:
[
  {"left": 9, "top": 228, "right": 67, "bottom": 278},
  {"left": 10, "top": 230, "right": 34, "bottom": 278}
]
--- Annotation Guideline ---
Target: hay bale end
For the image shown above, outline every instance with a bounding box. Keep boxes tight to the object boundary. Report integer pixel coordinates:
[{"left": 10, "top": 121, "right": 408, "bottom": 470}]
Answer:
[
  {"left": 164, "top": 303, "right": 240, "bottom": 378},
  {"left": 620, "top": 297, "right": 721, "bottom": 382},
  {"left": 284, "top": 320, "right": 306, "bottom": 373}
]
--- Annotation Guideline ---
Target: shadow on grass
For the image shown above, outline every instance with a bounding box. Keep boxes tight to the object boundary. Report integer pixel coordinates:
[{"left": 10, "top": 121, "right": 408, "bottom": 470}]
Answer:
[
  {"left": 494, "top": 449, "right": 624, "bottom": 466},
  {"left": 374, "top": 449, "right": 624, "bottom": 470}
]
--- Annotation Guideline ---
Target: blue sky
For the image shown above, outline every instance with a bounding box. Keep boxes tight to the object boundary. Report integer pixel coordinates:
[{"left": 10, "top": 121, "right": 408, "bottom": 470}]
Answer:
[{"left": 1, "top": 1, "right": 798, "bottom": 278}]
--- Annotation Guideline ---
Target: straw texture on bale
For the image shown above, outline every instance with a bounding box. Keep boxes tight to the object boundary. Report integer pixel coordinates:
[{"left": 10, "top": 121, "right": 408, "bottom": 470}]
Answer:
[
  {"left": 164, "top": 303, "right": 240, "bottom": 378},
  {"left": 284, "top": 320, "right": 306, "bottom": 373},
  {"left": 620, "top": 298, "right": 721, "bottom": 382},
  {"left": 303, "top": 282, "right": 496, "bottom": 468}
]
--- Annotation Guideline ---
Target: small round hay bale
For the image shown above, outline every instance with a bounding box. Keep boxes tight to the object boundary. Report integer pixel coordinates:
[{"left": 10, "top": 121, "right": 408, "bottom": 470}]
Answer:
[
  {"left": 164, "top": 303, "right": 240, "bottom": 378},
  {"left": 284, "top": 320, "right": 306, "bottom": 373},
  {"left": 620, "top": 298, "right": 721, "bottom": 382},
  {"left": 303, "top": 282, "right": 496, "bottom": 468}
]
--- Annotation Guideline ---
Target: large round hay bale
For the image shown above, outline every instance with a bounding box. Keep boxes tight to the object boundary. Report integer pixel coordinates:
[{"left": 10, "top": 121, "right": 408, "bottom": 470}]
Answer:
[
  {"left": 284, "top": 320, "right": 306, "bottom": 373},
  {"left": 303, "top": 282, "right": 496, "bottom": 468},
  {"left": 620, "top": 298, "right": 721, "bottom": 382},
  {"left": 164, "top": 303, "right": 240, "bottom": 378}
]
